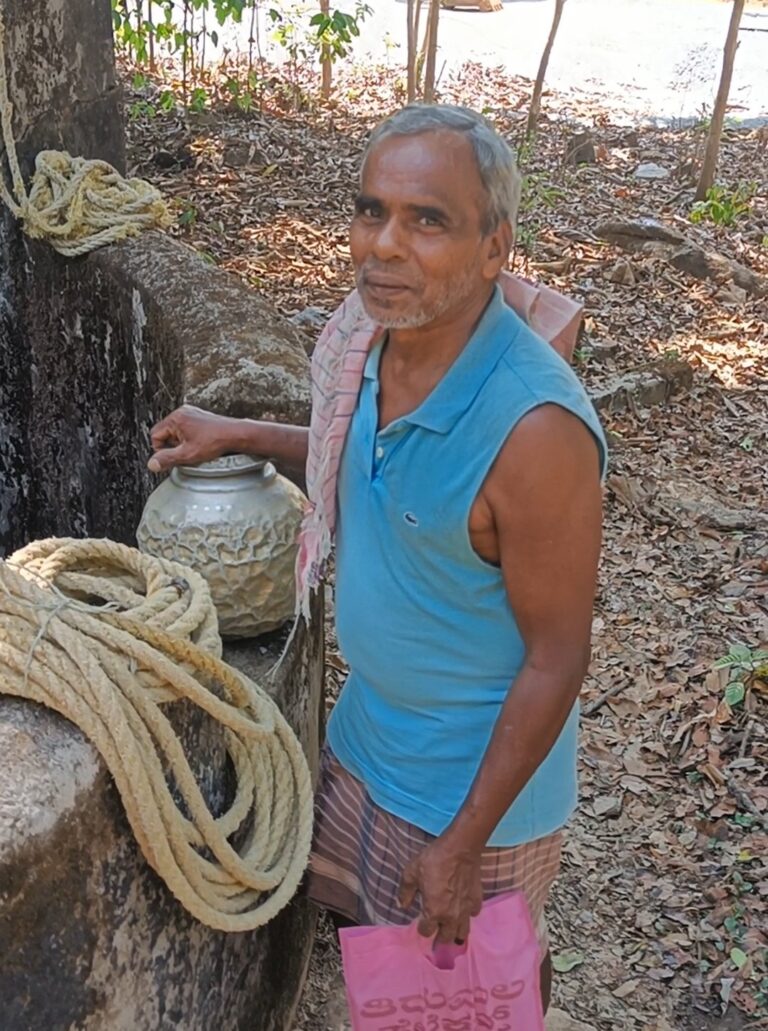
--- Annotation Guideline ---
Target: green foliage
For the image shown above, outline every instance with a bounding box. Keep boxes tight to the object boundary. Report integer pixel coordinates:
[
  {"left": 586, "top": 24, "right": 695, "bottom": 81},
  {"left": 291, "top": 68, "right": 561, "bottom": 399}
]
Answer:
[
  {"left": 189, "top": 85, "right": 208, "bottom": 112},
  {"left": 309, "top": 3, "right": 371, "bottom": 62},
  {"left": 690, "top": 183, "right": 755, "bottom": 227},
  {"left": 178, "top": 203, "right": 198, "bottom": 226},
  {"left": 714, "top": 644, "right": 768, "bottom": 710},
  {"left": 267, "top": 0, "right": 370, "bottom": 98},
  {"left": 129, "top": 99, "right": 158, "bottom": 119},
  {"left": 521, "top": 173, "right": 564, "bottom": 214},
  {"left": 515, "top": 171, "right": 564, "bottom": 256},
  {"left": 714, "top": 644, "right": 768, "bottom": 672},
  {"left": 113, "top": 1, "right": 371, "bottom": 107}
]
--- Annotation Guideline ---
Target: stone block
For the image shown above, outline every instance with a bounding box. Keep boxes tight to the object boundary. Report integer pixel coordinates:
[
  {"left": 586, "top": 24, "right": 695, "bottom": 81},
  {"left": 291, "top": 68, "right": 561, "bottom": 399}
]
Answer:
[
  {"left": 591, "top": 360, "right": 694, "bottom": 413},
  {"left": 0, "top": 0, "right": 165, "bottom": 558},
  {"left": 564, "top": 132, "right": 596, "bottom": 166},
  {"left": 0, "top": 597, "right": 324, "bottom": 1031},
  {"left": 99, "top": 234, "right": 312, "bottom": 428}
]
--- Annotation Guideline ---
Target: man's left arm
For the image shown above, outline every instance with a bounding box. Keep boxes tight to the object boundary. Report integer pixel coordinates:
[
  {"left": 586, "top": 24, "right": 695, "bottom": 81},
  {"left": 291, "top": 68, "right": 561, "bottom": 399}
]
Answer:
[{"left": 400, "top": 403, "right": 603, "bottom": 944}]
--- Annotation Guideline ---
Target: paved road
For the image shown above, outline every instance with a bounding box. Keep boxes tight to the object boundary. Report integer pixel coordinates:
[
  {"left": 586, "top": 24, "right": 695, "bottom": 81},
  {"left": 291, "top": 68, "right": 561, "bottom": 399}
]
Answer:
[{"left": 222, "top": 0, "right": 768, "bottom": 124}]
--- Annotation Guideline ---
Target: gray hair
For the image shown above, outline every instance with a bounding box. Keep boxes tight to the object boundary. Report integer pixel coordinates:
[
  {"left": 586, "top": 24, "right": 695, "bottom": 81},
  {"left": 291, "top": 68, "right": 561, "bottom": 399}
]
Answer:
[{"left": 363, "top": 104, "right": 522, "bottom": 236}]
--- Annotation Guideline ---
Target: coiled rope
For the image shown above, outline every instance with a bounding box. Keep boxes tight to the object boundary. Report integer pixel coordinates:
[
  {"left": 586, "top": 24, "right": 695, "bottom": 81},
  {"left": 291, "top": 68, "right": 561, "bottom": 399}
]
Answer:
[
  {"left": 0, "top": 537, "right": 313, "bottom": 931},
  {"left": 0, "top": 12, "right": 171, "bottom": 256}
]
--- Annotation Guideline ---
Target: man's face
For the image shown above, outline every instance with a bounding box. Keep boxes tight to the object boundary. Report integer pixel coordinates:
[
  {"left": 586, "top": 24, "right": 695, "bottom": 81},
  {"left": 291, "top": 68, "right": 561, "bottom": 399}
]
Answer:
[{"left": 350, "top": 130, "right": 510, "bottom": 330}]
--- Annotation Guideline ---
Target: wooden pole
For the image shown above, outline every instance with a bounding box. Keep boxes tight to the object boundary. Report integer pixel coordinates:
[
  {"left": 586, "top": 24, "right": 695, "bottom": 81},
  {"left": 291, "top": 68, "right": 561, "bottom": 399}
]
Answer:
[
  {"left": 423, "top": 0, "right": 441, "bottom": 102},
  {"left": 406, "top": 0, "right": 417, "bottom": 101},
  {"left": 526, "top": 0, "right": 567, "bottom": 138},
  {"left": 695, "top": 0, "right": 746, "bottom": 201}
]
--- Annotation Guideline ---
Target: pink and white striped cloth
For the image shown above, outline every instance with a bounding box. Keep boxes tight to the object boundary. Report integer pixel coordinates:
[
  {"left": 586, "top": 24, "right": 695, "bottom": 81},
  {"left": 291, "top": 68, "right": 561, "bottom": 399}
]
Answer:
[{"left": 294, "top": 270, "right": 583, "bottom": 623}]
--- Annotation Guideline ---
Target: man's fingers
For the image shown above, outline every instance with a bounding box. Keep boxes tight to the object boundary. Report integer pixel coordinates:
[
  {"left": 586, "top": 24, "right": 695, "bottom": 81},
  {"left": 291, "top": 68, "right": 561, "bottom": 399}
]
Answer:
[
  {"left": 398, "top": 865, "right": 418, "bottom": 910},
  {"left": 455, "top": 915, "right": 471, "bottom": 944},
  {"left": 150, "top": 418, "right": 181, "bottom": 450},
  {"left": 148, "top": 444, "right": 189, "bottom": 474},
  {"left": 434, "top": 918, "right": 459, "bottom": 945},
  {"left": 417, "top": 914, "right": 438, "bottom": 939}
]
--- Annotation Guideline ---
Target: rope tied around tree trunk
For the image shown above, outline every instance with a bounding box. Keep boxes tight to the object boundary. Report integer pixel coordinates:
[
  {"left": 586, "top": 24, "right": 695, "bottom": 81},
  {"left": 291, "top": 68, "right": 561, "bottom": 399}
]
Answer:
[
  {"left": 0, "top": 537, "right": 314, "bottom": 931},
  {"left": 0, "top": 12, "right": 171, "bottom": 256}
]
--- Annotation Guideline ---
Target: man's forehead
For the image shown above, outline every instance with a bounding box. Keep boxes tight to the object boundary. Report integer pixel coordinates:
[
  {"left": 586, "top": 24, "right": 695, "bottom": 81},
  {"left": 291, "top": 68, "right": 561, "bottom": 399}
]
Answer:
[
  {"left": 364, "top": 129, "right": 476, "bottom": 171},
  {"left": 361, "top": 130, "right": 483, "bottom": 205}
]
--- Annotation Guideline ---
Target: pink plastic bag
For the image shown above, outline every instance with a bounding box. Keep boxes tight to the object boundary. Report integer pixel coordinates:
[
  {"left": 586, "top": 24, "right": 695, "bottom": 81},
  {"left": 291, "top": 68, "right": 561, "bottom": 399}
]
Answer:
[{"left": 339, "top": 891, "right": 545, "bottom": 1031}]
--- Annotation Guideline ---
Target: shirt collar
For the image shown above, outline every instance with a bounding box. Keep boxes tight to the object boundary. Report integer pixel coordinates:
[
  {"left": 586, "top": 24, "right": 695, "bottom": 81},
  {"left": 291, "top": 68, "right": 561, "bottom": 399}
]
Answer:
[
  {"left": 363, "top": 286, "right": 521, "bottom": 434},
  {"left": 363, "top": 334, "right": 385, "bottom": 382}
]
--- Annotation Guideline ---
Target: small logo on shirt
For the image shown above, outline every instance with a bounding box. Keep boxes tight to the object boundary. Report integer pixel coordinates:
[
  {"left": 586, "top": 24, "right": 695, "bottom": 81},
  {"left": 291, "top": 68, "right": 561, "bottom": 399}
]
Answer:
[{"left": 403, "top": 511, "right": 419, "bottom": 527}]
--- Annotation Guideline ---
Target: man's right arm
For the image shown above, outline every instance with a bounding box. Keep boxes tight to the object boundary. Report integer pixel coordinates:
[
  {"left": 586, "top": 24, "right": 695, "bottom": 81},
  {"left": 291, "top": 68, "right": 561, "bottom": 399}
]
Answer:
[{"left": 148, "top": 405, "right": 309, "bottom": 475}]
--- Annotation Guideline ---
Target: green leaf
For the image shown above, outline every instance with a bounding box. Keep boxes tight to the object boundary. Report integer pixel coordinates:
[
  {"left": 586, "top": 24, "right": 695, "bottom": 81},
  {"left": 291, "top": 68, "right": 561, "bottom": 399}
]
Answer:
[
  {"left": 714, "top": 644, "right": 753, "bottom": 669},
  {"left": 730, "top": 947, "right": 748, "bottom": 969},
  {"left": 725, "top": 681, "right": 745, "bottom": 707},
  {"left": 552, "top": 948, "right": 585, "bottom": 973},
  {"left": 178, "top": 206, "right": 197, "bottom": 226}
]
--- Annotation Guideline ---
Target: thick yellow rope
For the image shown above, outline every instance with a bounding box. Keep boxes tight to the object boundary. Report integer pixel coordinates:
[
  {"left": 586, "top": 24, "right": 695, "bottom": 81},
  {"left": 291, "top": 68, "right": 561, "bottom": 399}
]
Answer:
[
  {"left": 0, "top": 537, "right": 314, "bottom": 931},
  {"left": 0, "top": 12, "right": 171, "bottom": 256}
]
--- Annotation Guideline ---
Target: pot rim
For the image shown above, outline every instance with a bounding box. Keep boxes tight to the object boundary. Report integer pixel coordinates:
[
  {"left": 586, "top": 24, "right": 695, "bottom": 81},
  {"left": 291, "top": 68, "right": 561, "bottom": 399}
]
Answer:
[{"left": 173, "top": 454, "right": 272, "bottom": 481}]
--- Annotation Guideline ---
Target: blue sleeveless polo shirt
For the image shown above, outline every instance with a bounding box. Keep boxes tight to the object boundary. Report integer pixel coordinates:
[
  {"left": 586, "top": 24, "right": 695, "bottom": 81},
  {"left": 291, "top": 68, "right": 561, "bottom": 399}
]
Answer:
[{"left": 327, "top": 286, "right": 607, "bottom": 847}]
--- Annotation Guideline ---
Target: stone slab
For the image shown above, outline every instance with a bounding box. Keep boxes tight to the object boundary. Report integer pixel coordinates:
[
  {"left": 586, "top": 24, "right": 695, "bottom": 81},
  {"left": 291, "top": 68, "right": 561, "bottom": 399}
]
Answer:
[{"left": 0, "top": 595, "right": 324, "bottom": 1031}]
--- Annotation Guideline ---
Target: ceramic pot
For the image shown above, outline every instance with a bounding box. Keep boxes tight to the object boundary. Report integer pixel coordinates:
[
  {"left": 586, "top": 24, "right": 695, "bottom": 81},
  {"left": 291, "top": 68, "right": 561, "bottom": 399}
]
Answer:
[{"left": 137, "top": 454, "right": 307, "bottom": 638}]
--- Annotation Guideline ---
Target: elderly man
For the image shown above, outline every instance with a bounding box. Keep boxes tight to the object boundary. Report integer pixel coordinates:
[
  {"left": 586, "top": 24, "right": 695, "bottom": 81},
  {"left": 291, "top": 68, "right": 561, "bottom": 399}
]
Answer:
[{"left": 149, "top": 104, "right": 606, "bottom": 1014}]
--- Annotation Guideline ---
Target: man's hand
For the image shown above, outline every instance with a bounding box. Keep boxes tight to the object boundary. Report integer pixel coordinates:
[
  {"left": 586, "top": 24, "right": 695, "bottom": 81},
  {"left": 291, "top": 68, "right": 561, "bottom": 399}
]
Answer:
[
  {"left": 148, "top": 405, "right": 238, "bottom": 473},
  {"left": 399, "top": 833, "right": 483, "bottom": 944}
]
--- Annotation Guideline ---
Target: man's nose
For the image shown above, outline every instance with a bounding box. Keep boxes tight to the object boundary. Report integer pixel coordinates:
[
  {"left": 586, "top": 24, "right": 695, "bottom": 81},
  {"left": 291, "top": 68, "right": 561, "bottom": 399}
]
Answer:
[{"left": 371, "top": 217, "right": 407, "bottom": 262}]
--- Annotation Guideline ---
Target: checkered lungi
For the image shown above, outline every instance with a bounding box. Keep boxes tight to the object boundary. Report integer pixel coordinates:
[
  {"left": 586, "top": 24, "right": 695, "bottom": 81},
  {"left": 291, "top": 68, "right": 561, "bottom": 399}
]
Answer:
[{"left": 305, "top": 748, "right": 562, "bottom": 956}]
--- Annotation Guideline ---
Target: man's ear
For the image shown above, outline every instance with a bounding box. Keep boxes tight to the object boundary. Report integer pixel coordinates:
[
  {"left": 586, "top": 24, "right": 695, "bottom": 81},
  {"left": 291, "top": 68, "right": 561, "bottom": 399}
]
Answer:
[{"left": 483, "top": 219, "right": 514, "bottom": 279}]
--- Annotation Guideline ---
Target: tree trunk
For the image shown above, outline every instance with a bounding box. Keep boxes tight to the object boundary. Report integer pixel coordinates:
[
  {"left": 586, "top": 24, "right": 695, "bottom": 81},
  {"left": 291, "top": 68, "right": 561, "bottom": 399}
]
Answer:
[
  {"left": 526, "top": 0, "right": 567, "bottom": 138},
  {"left": 422, "top": 0, "right": 441, "bottom": 102},
  {"left": 182, "top": 0, "right": 189, "bottom": 103},
  {"left": 248, "top": 0, "right": 257, "bottom": 74},
  {"left": 695, "top": 0, "right": 746, "bottom": 201},
  {"left": 147, "top": 0, "right": 155, "bottom": 71},
  {"left": 406, "top": 0, "right": 419, "bottom": 101},
  {"left": 408, "top": 0, "right": 424, "bottom": 99},
  {"left": 320, "top": 0, "right": 332, "bottom": 99}
]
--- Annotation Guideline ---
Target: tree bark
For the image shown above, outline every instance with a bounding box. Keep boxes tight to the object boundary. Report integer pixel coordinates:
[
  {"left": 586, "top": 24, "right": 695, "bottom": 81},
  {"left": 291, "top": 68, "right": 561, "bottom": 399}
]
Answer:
[
  {"left": 147, "top": 0, "right": 155, "bottom": 71},
  {"left": 695, "top": 0, "right": 746, "bottom": 201},
  {"left": 406, "top": 0, "right": 419, "bottom": 101},
  {"left": 422, "top": 0, "right": 441, "bottom": 102},
  {"left": 320, "top": 0, "right": 332, "bottom": 99},
  {"left": 526, "top": 0, "right": 567, "bottom": 138}
]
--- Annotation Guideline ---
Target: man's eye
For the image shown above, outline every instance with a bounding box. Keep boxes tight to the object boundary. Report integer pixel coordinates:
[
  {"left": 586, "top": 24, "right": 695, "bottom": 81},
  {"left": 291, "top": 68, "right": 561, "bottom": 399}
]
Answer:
[
  {"left": 419, "top": 215, "right": 442, "bottom": 228},
  {"left": 359, "top": 205, "right": 380, "bottom": 219}
]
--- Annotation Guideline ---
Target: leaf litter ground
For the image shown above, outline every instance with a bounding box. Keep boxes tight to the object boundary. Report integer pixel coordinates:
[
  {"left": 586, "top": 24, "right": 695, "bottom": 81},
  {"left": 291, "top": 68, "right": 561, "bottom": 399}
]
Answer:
[{"left": 124, "top": 59, "right": 768, "bottom": 1031}]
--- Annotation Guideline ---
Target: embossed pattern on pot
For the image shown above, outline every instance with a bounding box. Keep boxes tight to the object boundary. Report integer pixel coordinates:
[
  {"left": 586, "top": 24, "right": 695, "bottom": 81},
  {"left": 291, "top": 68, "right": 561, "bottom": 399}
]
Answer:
[{"left": 137, "top": 455, "right": 308, "bottom": 638}]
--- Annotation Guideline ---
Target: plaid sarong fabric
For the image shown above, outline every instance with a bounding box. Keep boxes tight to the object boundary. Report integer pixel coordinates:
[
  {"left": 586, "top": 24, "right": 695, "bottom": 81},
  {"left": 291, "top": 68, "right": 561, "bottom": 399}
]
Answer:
[{"left": 306, "top": 749, "right": 563, "bottom": 956}]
